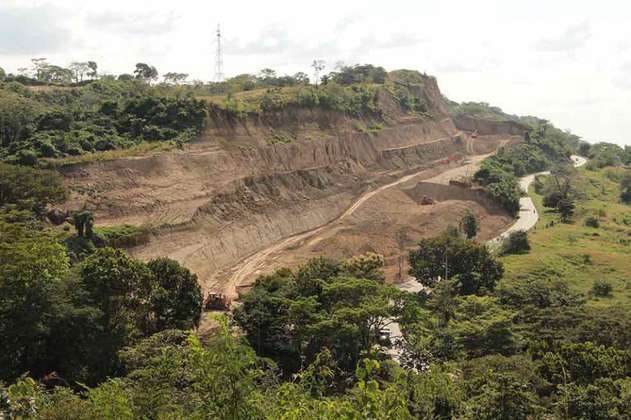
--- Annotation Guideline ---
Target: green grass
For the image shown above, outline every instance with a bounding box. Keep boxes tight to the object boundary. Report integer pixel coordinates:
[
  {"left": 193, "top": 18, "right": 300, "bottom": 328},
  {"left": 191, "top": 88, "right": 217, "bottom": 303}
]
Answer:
[
  {"left": 499, "top": 167, "right": 631, "bottom": 308},
  {"left": 43, "top": 141, "right": 178, "bottom": 166}
]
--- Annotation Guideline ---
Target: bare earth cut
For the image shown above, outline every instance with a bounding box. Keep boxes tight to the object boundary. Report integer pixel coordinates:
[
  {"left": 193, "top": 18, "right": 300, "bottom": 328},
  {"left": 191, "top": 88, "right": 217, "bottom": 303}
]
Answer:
[{"left": 58, "top": 76, "right": 525, "bottom": 301}]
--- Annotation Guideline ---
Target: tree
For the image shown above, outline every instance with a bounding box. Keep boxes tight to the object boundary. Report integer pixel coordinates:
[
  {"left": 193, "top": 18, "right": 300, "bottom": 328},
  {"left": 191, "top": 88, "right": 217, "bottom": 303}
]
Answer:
[
  {"left": 31, "top": 58, "right": 48, "bottom": 80},
  {"left": 0, "top": 163, "right": 67, "bottom": 217},
  {"left": 462, "top": 356, "right": 542, "bottom": 420},
  {"left": 73, "top": 210, "right": 94, "bottom": 238},
  {"left": 311, "top": 60, "right": 325, "bottom": 87},
  {"left": 257, "top": 68, "right": 277, "bottom": 85},
  {"left": 0, "top": 91, "right": 39, "bottom": 148},
  {"left": 0, "top": 67, "right": 5, "bottom": 80},
  {"left": 620, "top": 172, "right": 631, "bottom": 203},
  {"left": 501, "top": 230, "right": 530, "bottom": 255},
  {"left": 408, "top": 234, "right": 504, "bottom": 295},
  {"left": 557, "top": 197, "right": 575, "bottom": 222},
  {"left": 592, "top": 280, "right": 613, "bottom": 298},
  {"left": 461, "top": 210, "right": 478, "bottom": 239},
  {"left": 234, "top": 258, "right": 398, "bottom": 377},
  {"left": 80, "top": 248, "right": 156, "bottom": 378},
  {"left": 146, "top": 258, "right": 203, "bottom": 332},
  {"left": 293, "top": 72, "right": 310, "bottom": 85},
  {"left": 0, "top": 222, "right": 70, "bottom": 382},
  {"left": 342, "top": 252, "right": 385, "bottom": 281},
  {"left": 426, "top": 278, "right": 458, "bottom": 327},
  {"left": 162, "top": 72, "right": 189, "bottom": 85},
  {"left": 87, "top": 61, "right": 98, "bottom": 79},
  {"left": 68, "top": 61, "right": 90, "bottom": 83},
  {"left": 134, "top": 63, "right": 159, "bottom": 83}
]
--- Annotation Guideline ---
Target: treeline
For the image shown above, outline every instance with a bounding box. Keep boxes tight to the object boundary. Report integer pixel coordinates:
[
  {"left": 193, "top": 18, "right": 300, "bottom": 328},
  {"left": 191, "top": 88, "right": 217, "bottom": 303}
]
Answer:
[
  {"left": 0, "top": 76, "right": 206, "bottom": 164},
  {"left": 474, "top": 120, "right": 580, "bottom": 214},
  {"left": 582, "top": 141, "right": 631, "bottom": 169},
  {"left": 3, "top": 222, "right": 631, "bottom": 418}
]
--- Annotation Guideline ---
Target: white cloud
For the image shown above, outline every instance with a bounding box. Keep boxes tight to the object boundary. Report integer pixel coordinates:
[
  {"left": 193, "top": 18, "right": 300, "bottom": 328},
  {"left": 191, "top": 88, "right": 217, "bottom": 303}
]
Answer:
[
  {"left": 0, "top": 0, "right": 629, "bottom": 145},
  {"left": 534, "top": 20, "right": 591, "bottom": 52},
  {"left": 0, "top": 4, "right": 71, "bottom": 54}
]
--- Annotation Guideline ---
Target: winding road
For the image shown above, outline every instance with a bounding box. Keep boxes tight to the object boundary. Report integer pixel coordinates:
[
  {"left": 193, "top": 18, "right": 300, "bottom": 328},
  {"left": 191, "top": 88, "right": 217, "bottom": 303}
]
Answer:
[
  {"left": 386, "top": 155, "right": 587, "bottom": 360},
  {"left": 487, "top": 154, "right": 587, "bottom": 247}
]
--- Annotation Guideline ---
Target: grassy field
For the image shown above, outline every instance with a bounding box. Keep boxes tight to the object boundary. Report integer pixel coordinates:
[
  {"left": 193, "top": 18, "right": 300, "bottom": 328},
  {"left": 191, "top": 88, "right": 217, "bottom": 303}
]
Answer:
[{"left": 499, "top": 166, "right": 631, "bottom": 307}]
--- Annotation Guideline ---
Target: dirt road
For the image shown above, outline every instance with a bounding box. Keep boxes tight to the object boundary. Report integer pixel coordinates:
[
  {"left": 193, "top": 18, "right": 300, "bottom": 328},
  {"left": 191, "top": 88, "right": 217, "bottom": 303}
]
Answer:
[{"left": 223, "top": 152, "right": 493, "bottom": 298}]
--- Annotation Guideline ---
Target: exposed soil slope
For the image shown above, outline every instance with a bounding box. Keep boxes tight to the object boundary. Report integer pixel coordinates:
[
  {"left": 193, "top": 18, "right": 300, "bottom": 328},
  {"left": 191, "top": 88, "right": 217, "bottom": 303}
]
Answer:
[{"left": 59, "top": 74, "right": 520, "bottom": 295}]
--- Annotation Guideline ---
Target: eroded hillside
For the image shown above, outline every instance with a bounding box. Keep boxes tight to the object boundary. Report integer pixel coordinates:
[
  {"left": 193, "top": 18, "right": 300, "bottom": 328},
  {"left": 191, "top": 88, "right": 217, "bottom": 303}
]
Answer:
[{"left": 59, "top": 72, "right": 522, "bottom": 294}]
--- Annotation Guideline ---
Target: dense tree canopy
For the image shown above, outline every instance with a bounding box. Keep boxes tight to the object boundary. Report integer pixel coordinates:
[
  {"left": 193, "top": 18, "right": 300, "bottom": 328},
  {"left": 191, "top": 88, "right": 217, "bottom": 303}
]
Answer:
[{"left": 409, "top": 234, "right": 504, "bottom": 294}]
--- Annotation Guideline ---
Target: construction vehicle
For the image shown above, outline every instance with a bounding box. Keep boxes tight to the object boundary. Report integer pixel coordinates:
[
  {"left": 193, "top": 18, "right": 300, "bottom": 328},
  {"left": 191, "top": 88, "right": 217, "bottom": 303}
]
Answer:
[
  {"left": 205, "top": 293, "right": 231, "bottom": 311},
  {"left": 420, "top": 195, "right": 435, "bottom": 205}
]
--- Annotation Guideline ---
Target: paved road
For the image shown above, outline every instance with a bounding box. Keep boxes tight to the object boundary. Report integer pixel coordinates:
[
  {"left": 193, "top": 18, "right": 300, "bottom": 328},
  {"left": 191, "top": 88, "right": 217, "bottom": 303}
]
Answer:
[
  {"left": 487, "top": 155, "right": 586, "bottom": 247},
  {"left": 388, "top": 155, "right": 587, "bottom": 361}
]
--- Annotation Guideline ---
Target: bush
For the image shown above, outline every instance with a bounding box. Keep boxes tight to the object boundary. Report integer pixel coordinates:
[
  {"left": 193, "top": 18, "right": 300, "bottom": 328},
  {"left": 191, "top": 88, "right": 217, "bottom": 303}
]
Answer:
[
  {"left": 592, "top": 280, "right": 613, "bottom": 298},
  {"left": 584, "top": 216, "right": 600, "bottom": 228},
  {"left": 501, "top": 230, "right": 531, "bottom": 255},
  {"left": 15, "top": 149, "right": 38, "bottom": 166}
]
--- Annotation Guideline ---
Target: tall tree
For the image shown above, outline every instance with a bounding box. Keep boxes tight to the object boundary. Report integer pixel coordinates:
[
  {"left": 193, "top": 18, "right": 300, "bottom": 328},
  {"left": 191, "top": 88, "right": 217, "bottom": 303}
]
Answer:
[
  {"left": 162, "top": 72, "right": 189, "bottom": 85},
  {"left": 87, "top": 61, "right": 98, "bottom": 79},
  {"left": 0, "top": 222, "right": 70, "bottom": 382},
  {"left": 68, "top": 62, "right": 90, "bottom": 83},
  {"left": 134, "top": 63, "right": 159, "bottom": 83},
  {"left": 146, "top": 257, "right": 203, "bottom": 332},
  {"left": 311, "top": 60, "right": 325, "bottom": 87},
  {"left": 461, "top": 210, "right": 479, "bottom": 239}
]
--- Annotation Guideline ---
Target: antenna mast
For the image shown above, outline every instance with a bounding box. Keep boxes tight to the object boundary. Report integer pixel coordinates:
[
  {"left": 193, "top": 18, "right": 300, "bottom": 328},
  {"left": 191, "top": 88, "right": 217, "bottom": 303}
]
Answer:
[{"left": 214, "top": 23, "right": 224, "bottom": 83}]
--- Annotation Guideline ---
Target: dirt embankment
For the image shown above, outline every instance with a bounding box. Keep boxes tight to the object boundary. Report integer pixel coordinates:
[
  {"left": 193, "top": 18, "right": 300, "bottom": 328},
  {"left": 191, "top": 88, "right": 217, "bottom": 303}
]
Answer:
[
  {"left": 60, "top": 76, "right": 518, "bottom": 294},
  {"left": 454, "top": 115, "right": 528, "bottom": 136}
]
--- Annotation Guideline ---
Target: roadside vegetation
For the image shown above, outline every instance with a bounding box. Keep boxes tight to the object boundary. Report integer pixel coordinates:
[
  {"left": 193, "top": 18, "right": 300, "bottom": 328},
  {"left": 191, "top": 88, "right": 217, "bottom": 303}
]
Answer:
[{"left": 473, "top": 120, "right": 580, "bottom": 214}]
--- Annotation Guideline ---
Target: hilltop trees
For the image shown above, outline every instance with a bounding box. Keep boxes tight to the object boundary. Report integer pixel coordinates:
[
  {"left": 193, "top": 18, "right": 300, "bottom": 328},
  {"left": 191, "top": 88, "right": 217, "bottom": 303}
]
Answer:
[
  {"left": 311, "top": 60, "right": 326, "bottom": 86},
  {"left": 134, "top": 63, "right": 159, "bottom": 83},
  {"left": 162, "top": 72, "right": 189, "bottom": 85}
]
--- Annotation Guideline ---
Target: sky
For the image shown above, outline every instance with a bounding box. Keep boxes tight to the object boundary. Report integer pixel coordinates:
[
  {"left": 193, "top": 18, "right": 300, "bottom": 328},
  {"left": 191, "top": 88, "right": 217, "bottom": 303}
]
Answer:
[{"left": 1, "top": 0, "right": 630, "bottom": 145}]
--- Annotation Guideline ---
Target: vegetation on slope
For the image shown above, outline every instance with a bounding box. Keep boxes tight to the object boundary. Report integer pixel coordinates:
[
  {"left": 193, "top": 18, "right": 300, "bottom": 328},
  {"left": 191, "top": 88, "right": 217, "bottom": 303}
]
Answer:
[
  {"left": 1, "top": 61, "right": 438, "bottom": 164},
  {"left": 473, "top": 119, "right": 580, "bottom": 214},
  {"left": 502, "top": 165, "right": 631, "bottom": 308}
]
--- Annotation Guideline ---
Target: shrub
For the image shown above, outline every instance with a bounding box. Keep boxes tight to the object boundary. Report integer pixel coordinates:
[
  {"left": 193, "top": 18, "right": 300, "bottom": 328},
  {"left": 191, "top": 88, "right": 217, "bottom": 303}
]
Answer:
[
  {"left": 501, "top": 230, "right": 530, "bottom": 255},
  {"left": 592, "top": 280, "right": 613, "bottom": 298},
  {"left": 584, "top": 216, "right": 600, "bottom": 228},
  {"left": 15, "top": 149, "right": 39, "bottom": 166}
]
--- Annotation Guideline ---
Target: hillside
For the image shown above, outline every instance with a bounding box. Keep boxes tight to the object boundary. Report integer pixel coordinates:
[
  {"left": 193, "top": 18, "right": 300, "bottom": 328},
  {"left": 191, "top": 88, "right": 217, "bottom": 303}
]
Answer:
[
  {"left": 502, "top": 166, "right": 631, "bottom": 307},
  {"left": 47, "top": 70, "right": 526, "bottom": 297},
  {"left": 5, "top": 63, "right": 631, "bottom": 419}
]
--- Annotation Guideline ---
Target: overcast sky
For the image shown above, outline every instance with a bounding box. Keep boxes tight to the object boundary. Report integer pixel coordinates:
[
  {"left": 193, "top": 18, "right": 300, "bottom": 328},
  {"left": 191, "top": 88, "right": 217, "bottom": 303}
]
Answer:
[{"left": 1, "top": 0, "right": 630, "bottom": 145}]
